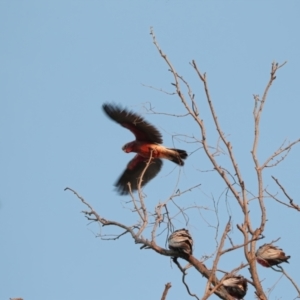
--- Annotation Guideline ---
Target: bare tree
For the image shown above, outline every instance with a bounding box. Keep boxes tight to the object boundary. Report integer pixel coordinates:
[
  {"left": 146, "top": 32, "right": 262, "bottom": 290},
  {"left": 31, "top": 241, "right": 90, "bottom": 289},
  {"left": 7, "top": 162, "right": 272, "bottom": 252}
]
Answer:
[{"left": 65, "top": 28, "right": 300, "bottom": 299}]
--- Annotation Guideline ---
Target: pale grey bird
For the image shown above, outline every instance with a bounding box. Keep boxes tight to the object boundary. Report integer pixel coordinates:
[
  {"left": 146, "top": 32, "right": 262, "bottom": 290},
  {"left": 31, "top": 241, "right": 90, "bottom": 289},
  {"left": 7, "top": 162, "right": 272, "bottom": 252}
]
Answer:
[
  {"left": 168, "top": 228, "right": 193, "bottom": 255},
  {"left": 256, "top": 243, "right": 290, "bottom": 267},
  {"left": 223, "top": 276, "right": 247, "bottom": 299}
]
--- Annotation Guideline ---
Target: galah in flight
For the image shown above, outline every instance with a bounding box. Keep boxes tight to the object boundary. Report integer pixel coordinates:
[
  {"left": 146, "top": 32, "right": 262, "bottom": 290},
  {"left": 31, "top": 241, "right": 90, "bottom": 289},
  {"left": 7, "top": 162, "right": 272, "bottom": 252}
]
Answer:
[
  {"left": 102, "top": 103, "right": 187, "bottom": 195},
  {"left": 168, "top": 228, "right": 193, "bottom": 255},
  {"left": 222, "top": 276, "right": 248, "bottom": 299},
  {"left": 256, "top": 243, "right": 290, "bottom": 267}
]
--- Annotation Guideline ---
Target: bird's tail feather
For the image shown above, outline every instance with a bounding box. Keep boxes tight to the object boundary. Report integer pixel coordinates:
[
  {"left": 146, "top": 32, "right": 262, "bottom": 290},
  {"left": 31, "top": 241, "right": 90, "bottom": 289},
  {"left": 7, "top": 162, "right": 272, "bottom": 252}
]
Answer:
[{"left": 167, "top": 148, "right": 188, "bottom": 166}]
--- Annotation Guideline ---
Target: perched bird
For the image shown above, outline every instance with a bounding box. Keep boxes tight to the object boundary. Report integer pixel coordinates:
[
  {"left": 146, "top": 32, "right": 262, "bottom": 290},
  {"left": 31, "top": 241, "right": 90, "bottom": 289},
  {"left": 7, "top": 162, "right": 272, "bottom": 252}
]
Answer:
[
  {"left": 168, "top": 228, "right": 193, "bottom": 255},
  {"left": 256, "top": 243, "right": 291, "bottom": 267},
  {"left": 222, "top": 276, "right": 247, "bottom": 299},
  {"left": 102, "top": 103, "right": 188, "bottom": 195}
]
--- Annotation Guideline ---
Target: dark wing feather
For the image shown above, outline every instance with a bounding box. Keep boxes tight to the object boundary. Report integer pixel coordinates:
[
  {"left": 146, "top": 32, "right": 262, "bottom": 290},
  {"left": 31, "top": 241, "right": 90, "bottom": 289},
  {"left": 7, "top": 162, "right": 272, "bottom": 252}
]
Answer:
[
  {"left": 102, "top": 103, "right": 163, "bottom": 144},
  {"left": 115, "top": 155, "right": 163, "bottom": 195}
]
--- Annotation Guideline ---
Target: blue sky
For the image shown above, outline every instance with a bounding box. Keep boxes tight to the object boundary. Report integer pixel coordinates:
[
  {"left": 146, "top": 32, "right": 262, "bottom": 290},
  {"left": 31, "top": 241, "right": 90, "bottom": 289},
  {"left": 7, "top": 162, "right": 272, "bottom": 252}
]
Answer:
[{"left": 1, "top": 1, "right": 300, "bottom": 299}]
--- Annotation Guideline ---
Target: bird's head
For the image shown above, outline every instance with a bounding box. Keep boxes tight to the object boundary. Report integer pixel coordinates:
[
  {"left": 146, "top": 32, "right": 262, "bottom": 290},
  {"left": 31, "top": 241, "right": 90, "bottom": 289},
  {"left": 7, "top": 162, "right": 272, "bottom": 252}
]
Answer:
[{"left": 122, "top": 143, "right": 132, "bottom": 153}]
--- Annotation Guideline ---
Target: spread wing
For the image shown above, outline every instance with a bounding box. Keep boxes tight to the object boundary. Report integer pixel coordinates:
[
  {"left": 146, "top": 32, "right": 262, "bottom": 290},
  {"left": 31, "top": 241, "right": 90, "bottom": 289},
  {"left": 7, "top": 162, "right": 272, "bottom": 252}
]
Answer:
[
  {"left": 115, "top": 155, "right": 163, "bottom": 195},
  {"left": 102, "top": 103, "right": 163, "bottom": 144}
]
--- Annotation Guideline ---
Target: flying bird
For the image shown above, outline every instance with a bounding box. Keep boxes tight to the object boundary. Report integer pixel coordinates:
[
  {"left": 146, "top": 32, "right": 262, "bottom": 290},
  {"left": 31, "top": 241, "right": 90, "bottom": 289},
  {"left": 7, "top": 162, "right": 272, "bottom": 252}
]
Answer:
[
  {"left": 103, "top": 103, "right": 187, "bottom": 195},
  {"left": 222, "top": 276, "right": 247, "bottom": 299},
  {"left": 256, "top": 243, "right": 291, "bottom": 267},
  {"left": 168, "top": 228, "right": 193, "bottom": 255}
]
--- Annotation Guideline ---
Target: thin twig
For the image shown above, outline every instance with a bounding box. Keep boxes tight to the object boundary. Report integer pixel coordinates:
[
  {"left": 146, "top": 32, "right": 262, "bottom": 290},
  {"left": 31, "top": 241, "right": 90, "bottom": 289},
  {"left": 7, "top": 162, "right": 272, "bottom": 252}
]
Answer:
[
  {"left": 271, "top": 266, "right": 300, "bottom": 297},
  {"left": 261, "top": 139, "right": 300, "bottom": 169},
  {"left": 141, "top": 83, "right": 176, "bottom": 95},
  {"left": 203, "top": 219, "right": 231, "bottom": 300},
  {"left": 135, "top": 151, "right": 153, "bottom": 237},
  {"left": 221, "top": 235, "right": 264, "bottom": 255},
  {"left": 173, "top": 258, "right": 200, "bottom": 300},
  {"left": 271, "top": 176, "right": 300, "bottom": 211},
  {"left": 161, "top": 282, "right": 172, "bottom": 300}
]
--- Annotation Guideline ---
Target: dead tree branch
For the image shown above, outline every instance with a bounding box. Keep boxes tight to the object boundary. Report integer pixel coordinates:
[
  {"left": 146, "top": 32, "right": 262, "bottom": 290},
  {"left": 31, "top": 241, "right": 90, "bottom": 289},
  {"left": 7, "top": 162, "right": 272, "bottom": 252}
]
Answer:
[
  {"left": 270, "top": 176, "right": 300, "bottom": 211},
  {"left": 69, "top": 28, "right": 300, "bottom": 300},
  {"left": 161, "top": 282, "right": 172, "bottom": 300},
  {"left": 173, "top": 258, "right": 200, "bottom": 300},
  {"left": 261, "top": 139, "right": 300, "bottom": 169},
  {"left": 281, "top": 268, "right": 300, "bottom": 298},
  {"left": 203, "top": 219, "right": 232, "bottom": 300}
]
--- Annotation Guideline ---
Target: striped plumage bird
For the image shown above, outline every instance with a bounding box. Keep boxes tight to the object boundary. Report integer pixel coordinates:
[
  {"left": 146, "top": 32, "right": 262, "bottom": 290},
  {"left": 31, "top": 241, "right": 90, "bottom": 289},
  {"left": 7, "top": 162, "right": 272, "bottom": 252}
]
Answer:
[
  {"left": 222, "top": 276, "right": 247, "bottom": 299},
  {"left": 256, "top": 243, "right": 290, "bottom": 267},
  {"left": 168, "top": 228, "right": 193, "bottom": 255}
]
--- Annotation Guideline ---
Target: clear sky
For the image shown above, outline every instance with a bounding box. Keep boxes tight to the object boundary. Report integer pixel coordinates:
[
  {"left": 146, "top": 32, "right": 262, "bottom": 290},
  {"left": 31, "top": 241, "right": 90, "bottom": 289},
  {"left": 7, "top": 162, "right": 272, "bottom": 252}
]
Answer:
[{"left": 1, "top": 1, "right": 300, "bottom": 300}]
